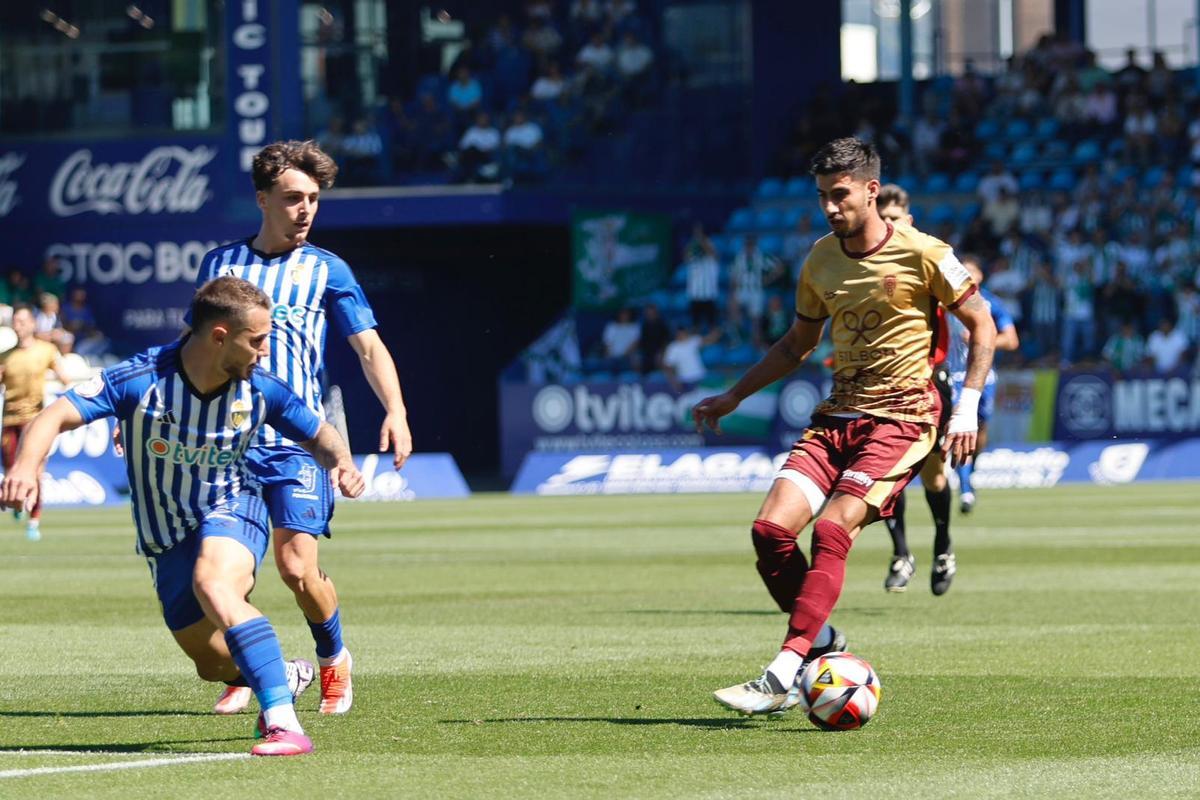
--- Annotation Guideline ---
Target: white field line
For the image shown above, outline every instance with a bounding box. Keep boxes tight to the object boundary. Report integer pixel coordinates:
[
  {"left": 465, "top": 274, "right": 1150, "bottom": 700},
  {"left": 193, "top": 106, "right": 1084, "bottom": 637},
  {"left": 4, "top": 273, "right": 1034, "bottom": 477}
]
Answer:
[{"left": 0, "top": 751, "right": 249, "bottom": 778}]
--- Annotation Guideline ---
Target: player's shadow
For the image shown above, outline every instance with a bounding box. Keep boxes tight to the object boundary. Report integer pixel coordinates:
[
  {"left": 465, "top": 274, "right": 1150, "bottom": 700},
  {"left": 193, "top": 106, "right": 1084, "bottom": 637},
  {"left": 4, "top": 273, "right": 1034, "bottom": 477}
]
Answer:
[
  {"left": 441, "top": 716, "right": 819, "bottom": 731},
  {"left": 0, "top": 710, "right": 212, "bottom": 718},
  {"left": 625, "top": 610, "right": 779, "bottom": 616},
  {"left": 0, "top": 736, "right": 246, "bottom": 753}
]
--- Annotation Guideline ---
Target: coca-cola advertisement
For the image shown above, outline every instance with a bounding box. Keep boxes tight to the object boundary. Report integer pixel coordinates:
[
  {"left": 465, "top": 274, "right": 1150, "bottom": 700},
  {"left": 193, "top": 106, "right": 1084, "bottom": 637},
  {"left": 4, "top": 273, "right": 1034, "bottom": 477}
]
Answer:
[{"left": 48, "top": 146, "right": 216, "bottom": 217}]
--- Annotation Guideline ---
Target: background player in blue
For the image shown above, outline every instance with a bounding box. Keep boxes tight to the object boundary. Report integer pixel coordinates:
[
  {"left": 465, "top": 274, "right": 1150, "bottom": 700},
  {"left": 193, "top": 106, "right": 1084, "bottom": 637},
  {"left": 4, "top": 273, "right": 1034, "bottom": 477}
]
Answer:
[
  {"left": 946, "top": 256, "right": 1020, "bottom": 514},
  {"left": 197, "top": 140, "right": 412, "bottom": 716},
  {"left": 2, "top": 277, "right": 367, "bottom": 757}
]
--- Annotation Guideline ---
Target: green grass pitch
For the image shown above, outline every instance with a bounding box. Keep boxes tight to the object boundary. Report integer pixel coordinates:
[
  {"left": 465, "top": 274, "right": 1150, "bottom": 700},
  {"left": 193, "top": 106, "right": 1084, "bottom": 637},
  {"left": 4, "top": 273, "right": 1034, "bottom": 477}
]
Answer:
[{"left": 1, "top": 483, "right": 1198, "bottom": 798}]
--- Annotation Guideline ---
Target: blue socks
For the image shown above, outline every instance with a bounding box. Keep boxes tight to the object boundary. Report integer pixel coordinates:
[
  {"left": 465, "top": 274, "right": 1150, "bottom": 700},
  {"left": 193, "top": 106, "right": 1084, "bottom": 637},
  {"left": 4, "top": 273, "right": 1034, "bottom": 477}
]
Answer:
[
  {"left": 956, "top": 462, "right": 975, "bottom": 495},
  {"left": 225, "top": 616, "right": 291, "bottom": 711},
  {"left": 307, "top": 608, "right": 344, "bottom": 660}
]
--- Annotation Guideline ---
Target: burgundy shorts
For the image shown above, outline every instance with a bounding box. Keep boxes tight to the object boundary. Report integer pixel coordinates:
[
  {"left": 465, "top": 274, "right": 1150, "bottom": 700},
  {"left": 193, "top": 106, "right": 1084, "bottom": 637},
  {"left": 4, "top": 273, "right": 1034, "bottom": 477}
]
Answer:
[{"left": 775, "top": 413, "right": 938, "bottom": 519}]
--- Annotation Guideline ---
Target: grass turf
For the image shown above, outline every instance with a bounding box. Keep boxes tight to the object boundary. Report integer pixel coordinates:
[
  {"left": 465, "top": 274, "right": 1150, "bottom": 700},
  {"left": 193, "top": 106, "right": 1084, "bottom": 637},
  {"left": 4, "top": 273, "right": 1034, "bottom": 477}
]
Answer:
[{"left": 1, "top": 483, "right": 1198, "bottom": 798}]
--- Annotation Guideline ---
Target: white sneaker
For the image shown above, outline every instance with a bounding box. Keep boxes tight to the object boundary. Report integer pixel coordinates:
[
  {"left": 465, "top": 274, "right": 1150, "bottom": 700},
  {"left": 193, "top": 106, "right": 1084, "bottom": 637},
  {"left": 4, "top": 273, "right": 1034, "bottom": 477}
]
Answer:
[{"left": 713, "top": 670, "right": 791, "bottom": 716}]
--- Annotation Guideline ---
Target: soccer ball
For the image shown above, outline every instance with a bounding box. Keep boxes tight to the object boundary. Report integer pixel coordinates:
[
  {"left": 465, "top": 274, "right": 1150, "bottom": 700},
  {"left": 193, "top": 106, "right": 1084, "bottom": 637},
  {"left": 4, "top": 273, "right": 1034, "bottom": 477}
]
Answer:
[{"left": 797, "top": 652, "right": 882, "bottom": 731}]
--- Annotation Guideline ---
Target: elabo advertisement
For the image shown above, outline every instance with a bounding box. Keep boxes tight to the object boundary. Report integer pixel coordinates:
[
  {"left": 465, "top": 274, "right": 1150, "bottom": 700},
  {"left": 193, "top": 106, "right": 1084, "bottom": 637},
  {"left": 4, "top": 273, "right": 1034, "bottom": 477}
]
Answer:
[
  {"left": 1054, "top": 371, "right": 1200, "bottom": 440},
  {"left": 500, "top": 376, "right": 828, "bottom": 475},
  {"left": 511, "top": 440, "right": 1200, "bottom": 496}
]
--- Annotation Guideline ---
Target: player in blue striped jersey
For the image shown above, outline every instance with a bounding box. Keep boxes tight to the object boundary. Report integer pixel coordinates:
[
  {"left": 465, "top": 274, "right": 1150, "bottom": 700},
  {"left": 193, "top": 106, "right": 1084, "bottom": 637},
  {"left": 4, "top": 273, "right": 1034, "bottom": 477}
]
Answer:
[
  {"left": 944, "top": 256, "right": 1020, "bottom": 516},
  {"left": 191, "top": 140, "right": 412, "bottom": 716},
  {"left": 2, "top": 276, "right": 366, "bottom": 757}
]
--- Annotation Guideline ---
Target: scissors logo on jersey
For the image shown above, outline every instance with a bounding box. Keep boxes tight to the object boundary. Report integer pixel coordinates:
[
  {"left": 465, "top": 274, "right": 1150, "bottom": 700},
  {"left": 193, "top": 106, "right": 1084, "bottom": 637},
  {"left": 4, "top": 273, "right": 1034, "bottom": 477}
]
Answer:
[
  {"left": 842, "top": 309, "right": 883, "bottom": 345},
  {"left": 229, "top": 399, "right": 251, "bottom": 428},
  {"left": 883, "top": 275, "right": 897, "bottom": 298}
]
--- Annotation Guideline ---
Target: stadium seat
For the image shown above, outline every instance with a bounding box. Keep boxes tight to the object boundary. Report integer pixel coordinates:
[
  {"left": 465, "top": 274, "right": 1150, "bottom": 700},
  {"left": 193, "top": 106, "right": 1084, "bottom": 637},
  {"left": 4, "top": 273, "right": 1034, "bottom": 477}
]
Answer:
[
  {"left": 921, "top": 173, "right": 950, "bottom": 194},
  {"left": 957, "top": 202, "right": 981, "bottom": 225},
  {"left": 908, "top": 202, "right": 927, "bottom": 222},
  {"left": 809, "top": 207, "right": 828, "bottom": 227},
  {"left": 1034, "top": 118, "right": 1060, "bottom": 140},
  {"left": 953, "top": 172, "right": 980, "bottom": 193},
  {"left": 785, "top": 176, "right": 814, "bottom": 197},
  {"left": 617, "top": 370, "right": 641, "bottom": 383},
  {"left": 1141, "top": 166, "right": 1165, "bottom": 188},
  {"left": 1071, "top": 140, "right": 1101, "bottom": 164},
  {"left": 782, "top": 206, "right": 805, "bottom": 228},
  {"left": 1106, "top": 138, "right": 1126, "bottom": 157},
  {"left": 1010, "top": 142, "right": 1038, "bottom": 167},
  {"left": 754, "top": 207, "right": 785, "bottom": 230},
  {"left": 1048, "top": 168, "right": 1075, "bottom": 192},
  {"left": 974, "top": 119, "right": 1000, "bottom": 140},
  {"left": 1004, "top": 119, "right": 1032, "bottom": 141},
  {"left": 755, "top": 177, "right": 785, "bottom": 199},
  {"left": 723, "top": 344, "right": 758, "bottom": 366},
  {"left": 1018, "top": 170, "right": 1044, "bottom": 191},
  {"left": 758, "top": 234, "right": 783, "bottom": 256},
  {"left": 929, "top": 203, "right": 956, "bottom": 225},
  {"left": 983, "top": 141, "right": 1007, "bottom": 161},
  {"left": 1042, "top": 139, "right": 1071, "bottom": 161},
  {"left": 728, "top": 207, "right": 755, "bottom": 232},
  {"left": 588, "top": 371, "right": 614, "bottom": 382},
  {"left": 708, "top": 233, "right": 730, "bottom": 257},
  {"left": 701, "top": 343, "right": 726, "bottom": 365}
]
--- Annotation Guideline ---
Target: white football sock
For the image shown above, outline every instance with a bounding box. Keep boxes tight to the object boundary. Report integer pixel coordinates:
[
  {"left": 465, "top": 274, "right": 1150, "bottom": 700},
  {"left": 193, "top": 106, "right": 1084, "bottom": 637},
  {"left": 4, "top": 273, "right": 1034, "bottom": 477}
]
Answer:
[
  {"left": 262, "top": 703, "right": 303, "bottom": 733},
  {"left": 812, "top": 624, "right": 834, "bottom": 649},
  {"left": 767, "top": 649, "right": 805, "bottom": 689},
  {"left": 318, "top": 648, "right": 347, "bottom": 668}
]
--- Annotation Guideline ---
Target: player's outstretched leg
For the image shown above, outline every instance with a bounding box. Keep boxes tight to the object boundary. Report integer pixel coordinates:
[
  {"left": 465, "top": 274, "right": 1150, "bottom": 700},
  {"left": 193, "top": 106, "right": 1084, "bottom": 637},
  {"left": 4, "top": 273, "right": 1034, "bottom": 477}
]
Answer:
[
  {"left": 715, "top": 507, "right": 857, "bottom": 716},
  {"left": 275, "top": 528, "right": 353, "bottom": 714},
  {"left": 192, "top": 535, "right": 313, "bottom": 756},
  {"left": 883, "top": 490, "right": 914, "bottom": 592}
]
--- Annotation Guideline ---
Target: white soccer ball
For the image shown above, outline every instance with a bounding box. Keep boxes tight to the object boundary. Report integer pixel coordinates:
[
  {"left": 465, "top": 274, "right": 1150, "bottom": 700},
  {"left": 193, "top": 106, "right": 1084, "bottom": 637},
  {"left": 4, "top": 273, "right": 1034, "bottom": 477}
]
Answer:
[{"left": 797, "top": 652, "right": 882, "bottom": 731}]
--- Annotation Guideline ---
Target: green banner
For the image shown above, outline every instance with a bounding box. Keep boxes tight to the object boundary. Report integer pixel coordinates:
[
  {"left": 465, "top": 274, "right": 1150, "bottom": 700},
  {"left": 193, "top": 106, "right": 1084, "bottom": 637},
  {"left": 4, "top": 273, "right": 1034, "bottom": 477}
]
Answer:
[{"left": 571, "top": 210, "right": 671, "bottom": 310}]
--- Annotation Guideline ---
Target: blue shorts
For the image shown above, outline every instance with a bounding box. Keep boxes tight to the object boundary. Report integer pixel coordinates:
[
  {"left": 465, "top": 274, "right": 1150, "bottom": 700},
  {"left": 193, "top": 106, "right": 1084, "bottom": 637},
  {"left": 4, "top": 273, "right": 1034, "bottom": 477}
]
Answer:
[
  {"left": 144, "top": 494, "right": 271, "bottom": 631},
  {"left": 245, "top": 446, "right": 335, "bottom": 537},
  {"left": 952, "top": 381, "right": 996, "bottom": 423}
]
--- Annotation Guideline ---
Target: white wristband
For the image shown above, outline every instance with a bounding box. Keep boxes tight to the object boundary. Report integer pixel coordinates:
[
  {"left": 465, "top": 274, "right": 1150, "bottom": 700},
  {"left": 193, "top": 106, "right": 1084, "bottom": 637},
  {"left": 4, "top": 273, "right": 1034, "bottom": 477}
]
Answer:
[{"left": 947, "top": 387, "right": 981, "bottom": 435}]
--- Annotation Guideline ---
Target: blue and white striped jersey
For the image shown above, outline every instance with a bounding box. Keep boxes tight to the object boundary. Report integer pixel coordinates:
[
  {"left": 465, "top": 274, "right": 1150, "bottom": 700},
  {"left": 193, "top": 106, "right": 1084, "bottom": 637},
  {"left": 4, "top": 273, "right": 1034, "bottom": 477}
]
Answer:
[
  {"left": 946, "top": 287, "right": 1014, "bottom": 387},
  {"left": 195, "top": 240, "right": 377, "bottom": 448},
  {"left": 63, "top": 339, "right": 322, "bottom": 555}
]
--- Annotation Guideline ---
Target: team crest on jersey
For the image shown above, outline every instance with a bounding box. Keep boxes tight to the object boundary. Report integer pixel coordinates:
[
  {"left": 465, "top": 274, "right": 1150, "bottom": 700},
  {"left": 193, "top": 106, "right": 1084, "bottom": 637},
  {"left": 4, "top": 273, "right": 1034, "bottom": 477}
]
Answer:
[
  {"left": 229, "top": 399, "right": 251, "bottom": 428},
  {"left": 74, "top": 373, "right": 105, "bottom": 398},
  {"left": 289, "top": 260, "right": 309, "bottom": 282},
  {"left": 294, "top": 464, "right": 319, "bottom": 498},
  {"left": 883, "top": 275, "right": 897, "bottom": 297}
]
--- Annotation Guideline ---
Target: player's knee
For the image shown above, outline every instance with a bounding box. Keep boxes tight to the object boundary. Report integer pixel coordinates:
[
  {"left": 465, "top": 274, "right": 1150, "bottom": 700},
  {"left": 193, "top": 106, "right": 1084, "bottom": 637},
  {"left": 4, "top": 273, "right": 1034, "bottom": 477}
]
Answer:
[
  {"left": 751, "top": 518, "right": 796, "bottom": 559},
  {"left": 811, "top": 519, "right": 854, "bottom": 561}
]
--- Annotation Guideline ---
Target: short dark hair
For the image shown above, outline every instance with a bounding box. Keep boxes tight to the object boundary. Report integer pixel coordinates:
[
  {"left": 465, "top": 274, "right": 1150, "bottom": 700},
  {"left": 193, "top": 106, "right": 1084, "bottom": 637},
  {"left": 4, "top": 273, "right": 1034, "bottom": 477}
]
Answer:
[
  {"left": 190, "top": 276, "right": 271, "bottom": 332},
  {"left": 809, "top": 137, "right": 881, "bottom": 182},
  {"left": 251, "top": 140, "right": 338, "bottom": 192},
  {"left": 11, "top": 303, "right": 34, "bottom": 319},
  {"left": 877, "top": 183, "right": 910, "bottom": 211}
]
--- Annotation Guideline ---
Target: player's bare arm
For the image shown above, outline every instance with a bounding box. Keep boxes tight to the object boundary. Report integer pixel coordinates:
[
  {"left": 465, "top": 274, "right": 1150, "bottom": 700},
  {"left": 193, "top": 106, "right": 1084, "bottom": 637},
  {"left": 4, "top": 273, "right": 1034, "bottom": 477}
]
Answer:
[
  {"left": 995, "top": 322, "right": 1020, "bottom": 352},
  {"left": 692, "top": 317, "right": 825, "bottom": 433},
  {"left": 347, "top": 328, "right": 412, "bottom": 469},
  {"left": 943, "top": 291, "right": 997, "bottom": 467},
  {"left": 299, "top": 421, "right": 366, "bottom": 498},
  {"left": 0, "top": 397, "right": 84, "bottom": 510}
]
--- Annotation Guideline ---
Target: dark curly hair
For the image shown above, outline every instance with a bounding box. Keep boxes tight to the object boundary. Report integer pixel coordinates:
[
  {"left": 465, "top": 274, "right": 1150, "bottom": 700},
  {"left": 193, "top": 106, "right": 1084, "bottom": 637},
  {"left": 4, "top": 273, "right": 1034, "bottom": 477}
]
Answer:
[
  {"left": 809, "top": 137, "right": 881, "bottom": 182},
  {"left": 251, "top": 140, "right": 338, "bottom": 192}
]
